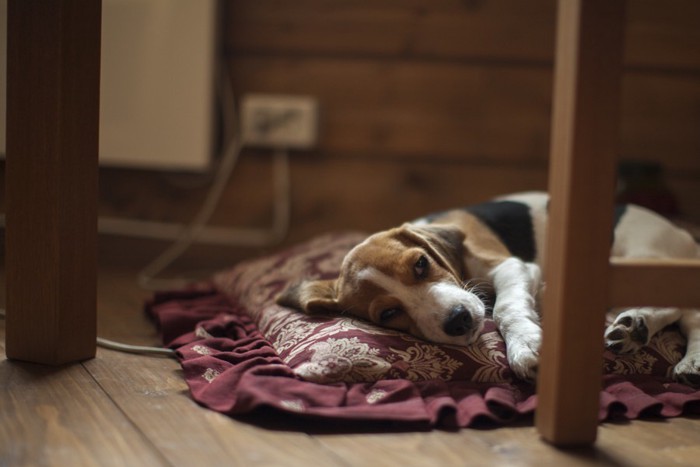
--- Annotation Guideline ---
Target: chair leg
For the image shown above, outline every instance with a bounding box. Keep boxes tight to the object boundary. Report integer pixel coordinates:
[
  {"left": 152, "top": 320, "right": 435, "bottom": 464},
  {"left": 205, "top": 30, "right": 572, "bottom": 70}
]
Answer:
[
  {"left": 5, "top": 0, "right": 101, "bottom": 364},
  {"left": 535, "top": 0, "right": 626, "bottom": 446}
]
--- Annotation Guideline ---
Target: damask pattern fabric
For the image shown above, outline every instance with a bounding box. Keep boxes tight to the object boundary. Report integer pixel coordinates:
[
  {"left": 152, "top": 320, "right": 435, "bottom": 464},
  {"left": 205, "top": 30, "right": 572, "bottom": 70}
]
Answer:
[{"left": 147, "top": 232, "right": 700, "bottom": 428}]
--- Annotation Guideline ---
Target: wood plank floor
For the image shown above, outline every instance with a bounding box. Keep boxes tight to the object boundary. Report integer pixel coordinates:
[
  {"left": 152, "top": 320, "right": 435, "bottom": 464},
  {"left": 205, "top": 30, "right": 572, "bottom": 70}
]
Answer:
[{"left": 2, "top": 264, "right": 700, "bottom": 466}]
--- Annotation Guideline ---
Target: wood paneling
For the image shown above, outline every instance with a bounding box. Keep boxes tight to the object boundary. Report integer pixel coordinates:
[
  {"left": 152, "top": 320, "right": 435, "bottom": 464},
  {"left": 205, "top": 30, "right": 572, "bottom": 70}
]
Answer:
[
  {"left": 620, "top": 73, "right": 700, "bottom": 168},
  {"left": 89, "top": 0, "right": 700, "bottom": 256},
  {"left": 229, "top": 58, "right": 553, "bottom": 162},
  {"left": 220, "top": 0, "right": 700, "bottom": 228},
  {"left": 97, "top": 156, "right": 548, "bottom": 244},
  {"left": 226, "top": 0, "right": 700, "bottom": 70},
  {"left": 610, "top": 258, "right": 700, "bottom": 307},
  {"left": 625, "top": 0, "right": 700, "bottom": 71},
  {"left": 226, "top": 0, "right": 557, "bottom": 63},
  {"left": 230, "top": 58, "right": 700, "bottom": 170},
  {"left": 284, "top": 157, "right": 549, "bottom": 234}
]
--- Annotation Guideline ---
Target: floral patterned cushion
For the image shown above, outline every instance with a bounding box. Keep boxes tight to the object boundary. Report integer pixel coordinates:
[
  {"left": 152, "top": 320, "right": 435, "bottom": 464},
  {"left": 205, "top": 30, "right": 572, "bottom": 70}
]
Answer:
[{"left": 212, "top": 232, "right": 688, "bottom": 385}]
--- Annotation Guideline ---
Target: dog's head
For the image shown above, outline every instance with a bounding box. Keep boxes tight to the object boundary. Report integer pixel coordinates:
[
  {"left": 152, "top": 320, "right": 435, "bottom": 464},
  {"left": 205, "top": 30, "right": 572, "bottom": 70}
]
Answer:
[{"left": 277, "top": 223, "right": 487, "bottom": 345}]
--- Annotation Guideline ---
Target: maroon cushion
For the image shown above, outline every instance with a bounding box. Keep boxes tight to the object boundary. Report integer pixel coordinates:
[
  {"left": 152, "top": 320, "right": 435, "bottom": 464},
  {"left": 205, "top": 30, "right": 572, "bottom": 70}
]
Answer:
[
  {"left": 148, "top": 231, "right": 700, "bottom": 428},
  {"left": 212, "top": 232, "right": 687, "bottom": 383}
]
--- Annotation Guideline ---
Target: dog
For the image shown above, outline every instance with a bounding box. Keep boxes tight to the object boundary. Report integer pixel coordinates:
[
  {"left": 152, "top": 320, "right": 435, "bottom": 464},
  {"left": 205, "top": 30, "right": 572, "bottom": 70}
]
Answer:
[{"left": 277, "top": 191, "right": 700, "bottom": 385}]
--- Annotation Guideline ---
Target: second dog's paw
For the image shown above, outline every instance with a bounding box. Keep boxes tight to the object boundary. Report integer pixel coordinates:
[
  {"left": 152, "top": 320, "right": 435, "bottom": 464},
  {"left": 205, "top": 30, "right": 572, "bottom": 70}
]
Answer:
[
  {"left": 673, "top": 355, "right": 700, "bottom": 387},
  {"left": 604, "top": 312, "right": 649, "bottom": 355}
]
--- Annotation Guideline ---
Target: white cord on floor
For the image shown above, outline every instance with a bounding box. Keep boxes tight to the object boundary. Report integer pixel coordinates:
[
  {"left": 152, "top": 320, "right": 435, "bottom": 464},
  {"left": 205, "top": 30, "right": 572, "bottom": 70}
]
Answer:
[
  {"left": 136, "top": 147, "right": 290, "bottom": 290},
  {"left": 0, "top": 308, "right": 176, "bottom": 357},
  {"left": 96, "top": 337, "right": 176, "bottom": 357},
  {"left": 111, "top": 61, "right": 292, "bottom": 289}
]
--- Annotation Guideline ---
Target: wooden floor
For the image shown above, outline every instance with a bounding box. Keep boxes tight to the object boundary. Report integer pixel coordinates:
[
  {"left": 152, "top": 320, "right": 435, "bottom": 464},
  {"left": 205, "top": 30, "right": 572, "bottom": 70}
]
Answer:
[{"left": 2, "top": 258, "right": 700, "bottom": 466}]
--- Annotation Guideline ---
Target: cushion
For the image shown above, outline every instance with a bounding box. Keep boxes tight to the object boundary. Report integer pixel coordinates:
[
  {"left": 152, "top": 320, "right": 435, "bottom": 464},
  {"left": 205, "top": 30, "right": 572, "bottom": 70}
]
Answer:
[{"left": 147, "top": 231, "right": 700, "bottom": 428}]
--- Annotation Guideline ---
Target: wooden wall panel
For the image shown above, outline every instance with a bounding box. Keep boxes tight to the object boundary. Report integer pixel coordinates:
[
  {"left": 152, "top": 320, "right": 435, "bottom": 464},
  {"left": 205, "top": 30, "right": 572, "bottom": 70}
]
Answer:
[
  {"left": 86, "top": 0, "right": 700, "bottom": 266},
  {"left": 226, "top": 0, "right": 700, "bottom": 70},
  {"left": 283, "top": 157, "right": 549, "bottom": 235},
  {"left": 94, "top": 154, "right": 697, "bottom": 258},
  {"left": 97, "top": 155, "right": 548, "bottom": 237},
  {"left": 230, "top": 58, "right": 700, "bottom": 171},
  {"left": 229, "top": 58, "right": 553, "bottom": 162},
  {"left": 620, "top": 73, "right": 700, "bottom": 170},
  {"left": 92, "top": 157, "right": 548, "bottom": 270},
  {"left": 226, "top": 0, "right": 556, "bottom": 62},
  {"left": 626, "top": 0, "right": 700, "bottom": 70}
]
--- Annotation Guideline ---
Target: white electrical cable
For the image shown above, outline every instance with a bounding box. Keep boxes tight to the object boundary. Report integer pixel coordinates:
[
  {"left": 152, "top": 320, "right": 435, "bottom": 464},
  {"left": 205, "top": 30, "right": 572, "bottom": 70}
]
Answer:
[
  {"left": 136, "top": 147, "right": 290, "bottom": 290},
  {"left": 95, "top": 146, "right": 290, "bottom": 247},
  {"left": 109, "top": 61, "right": 291, "bottom": 289},
  {"left": 0, "top": 308, "right": 175, "bottom": 357},
  {"left": 96, "top": 337, "right": 176, "bottom": 357}
]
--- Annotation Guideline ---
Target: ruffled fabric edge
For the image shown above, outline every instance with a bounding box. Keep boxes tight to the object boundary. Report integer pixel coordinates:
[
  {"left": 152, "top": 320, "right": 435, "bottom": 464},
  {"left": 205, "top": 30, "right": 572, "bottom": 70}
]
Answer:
[{"left": 145, "top": 287, "right": 700, "bottom": 429}]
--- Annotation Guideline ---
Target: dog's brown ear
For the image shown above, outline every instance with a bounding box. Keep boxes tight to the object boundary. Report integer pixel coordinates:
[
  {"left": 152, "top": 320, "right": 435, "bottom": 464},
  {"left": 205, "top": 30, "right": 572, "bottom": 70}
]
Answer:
[
  {"left": 276, "top": 279, "right": 340, "bottom": 314},
  {"left": 401, "top": 223, "right": 465, "bottom": 279}
]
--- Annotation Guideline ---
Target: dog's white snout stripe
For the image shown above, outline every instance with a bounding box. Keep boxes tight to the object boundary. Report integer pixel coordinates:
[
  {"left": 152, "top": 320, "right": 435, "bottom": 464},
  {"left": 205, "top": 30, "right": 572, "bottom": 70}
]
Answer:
[
  {"left": 357, "top": 267, "right": 485, "bottom": 343},
  {"left": 357, "top": 267, "right": 416, "bottom": 307}
]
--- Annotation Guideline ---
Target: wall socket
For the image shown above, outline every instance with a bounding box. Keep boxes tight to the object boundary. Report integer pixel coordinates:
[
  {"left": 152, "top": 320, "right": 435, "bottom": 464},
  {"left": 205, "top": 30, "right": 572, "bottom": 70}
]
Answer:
[{"left": 240, "top": 94, "right": 319, "bottom": 150}]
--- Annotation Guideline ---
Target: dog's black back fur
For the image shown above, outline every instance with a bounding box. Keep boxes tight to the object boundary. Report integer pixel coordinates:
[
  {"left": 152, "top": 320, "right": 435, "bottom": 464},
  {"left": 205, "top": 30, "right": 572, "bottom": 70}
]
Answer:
[
  {"left": 466, "top": 201, "right": 537, "bottom": 262},
  {"left": 420, "top": 199, "right": 630, "bottom": 263}
]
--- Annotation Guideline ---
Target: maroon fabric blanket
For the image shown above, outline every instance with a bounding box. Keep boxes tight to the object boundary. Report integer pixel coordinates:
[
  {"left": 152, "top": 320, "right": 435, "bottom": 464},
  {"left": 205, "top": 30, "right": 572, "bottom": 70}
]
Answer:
[{"left": 146, "top": 232, "right": 700, "bottom": 429}]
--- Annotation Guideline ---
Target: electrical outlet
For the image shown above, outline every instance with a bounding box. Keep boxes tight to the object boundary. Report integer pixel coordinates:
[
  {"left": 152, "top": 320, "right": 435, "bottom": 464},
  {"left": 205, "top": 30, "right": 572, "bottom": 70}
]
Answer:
[{"left": 240, "top": 94, "right": 319, "bottom": 150}]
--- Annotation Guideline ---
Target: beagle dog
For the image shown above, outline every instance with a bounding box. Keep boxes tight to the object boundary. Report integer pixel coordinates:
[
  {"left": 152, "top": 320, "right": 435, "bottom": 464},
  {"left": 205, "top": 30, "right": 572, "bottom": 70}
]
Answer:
[{"left": 277, "top": 192, "right": 700, "bottom": 385}]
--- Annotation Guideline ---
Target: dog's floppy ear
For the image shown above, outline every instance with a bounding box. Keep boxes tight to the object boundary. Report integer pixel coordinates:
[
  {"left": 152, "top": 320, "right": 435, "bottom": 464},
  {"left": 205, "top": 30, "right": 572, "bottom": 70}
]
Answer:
[
  {"left": 276, "top": 279, "right": 340, "bottom": 314},
  {"left": 401, "top": 223, "right": 465, "bottom": 279}
]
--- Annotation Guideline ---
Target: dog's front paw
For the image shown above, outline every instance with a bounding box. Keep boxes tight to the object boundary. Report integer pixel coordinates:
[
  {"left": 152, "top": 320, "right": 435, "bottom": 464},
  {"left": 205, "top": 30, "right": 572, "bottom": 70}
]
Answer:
[
  {"left": 507, "top": 334, "right": 541, "bottom": 383},
  {"left": 673, "top": 354, "right": 700, "bottom": 387},
  {"left": 604, "top": 311, "right": 649, "bottom": 354}
]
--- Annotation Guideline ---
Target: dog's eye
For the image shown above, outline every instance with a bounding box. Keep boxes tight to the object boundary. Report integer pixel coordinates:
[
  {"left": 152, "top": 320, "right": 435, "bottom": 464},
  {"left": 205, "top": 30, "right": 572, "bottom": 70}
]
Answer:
[
  {"left": 414, "top": 255, "right": 429, "bottom": 279},
  {"left": 379, "top": 307, "right": 402, "bottom": 323}
]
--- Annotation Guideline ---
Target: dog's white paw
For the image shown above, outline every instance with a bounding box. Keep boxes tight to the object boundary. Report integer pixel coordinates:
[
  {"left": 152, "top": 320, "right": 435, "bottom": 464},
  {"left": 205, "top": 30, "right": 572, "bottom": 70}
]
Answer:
[
  {"left": 604, "top": 311, "right": 649, "bottom": 355},
  {"left": 673, "top": 354, "right": 700, "bottom": 387},
  {"left": 506, "top": 332, "right": 541, "bottom": 382}
]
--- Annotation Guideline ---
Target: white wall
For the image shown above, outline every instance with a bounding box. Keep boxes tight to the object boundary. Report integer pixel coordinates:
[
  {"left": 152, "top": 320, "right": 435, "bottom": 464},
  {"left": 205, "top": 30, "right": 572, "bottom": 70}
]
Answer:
[{"left": 0, "top": 0, "right": 217, "bottom": 172}]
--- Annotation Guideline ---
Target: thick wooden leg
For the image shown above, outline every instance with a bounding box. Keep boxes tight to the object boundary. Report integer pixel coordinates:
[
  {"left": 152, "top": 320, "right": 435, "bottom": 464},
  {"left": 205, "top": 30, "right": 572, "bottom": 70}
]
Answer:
[
  {"left": 535, "top": 0, "right": 626, "bottom": 446},
  {"left": 5, "top": 0, "right": 101, "bottom": 364}
]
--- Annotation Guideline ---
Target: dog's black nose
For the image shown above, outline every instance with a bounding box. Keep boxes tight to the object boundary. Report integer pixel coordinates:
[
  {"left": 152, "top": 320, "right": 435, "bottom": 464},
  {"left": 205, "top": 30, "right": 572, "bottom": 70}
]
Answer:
[{"left": 443, "top": 305, "right": 472, "bottom": 336}]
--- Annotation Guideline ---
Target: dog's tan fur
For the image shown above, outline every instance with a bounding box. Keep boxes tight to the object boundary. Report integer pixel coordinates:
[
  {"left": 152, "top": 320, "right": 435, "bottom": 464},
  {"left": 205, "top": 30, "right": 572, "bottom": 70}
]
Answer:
[
  {"left": 277, "top": 192, "right": 700, "bottom": 385},
  {"left": 278, "top": 211, "right": 510, "bottom": 336}
]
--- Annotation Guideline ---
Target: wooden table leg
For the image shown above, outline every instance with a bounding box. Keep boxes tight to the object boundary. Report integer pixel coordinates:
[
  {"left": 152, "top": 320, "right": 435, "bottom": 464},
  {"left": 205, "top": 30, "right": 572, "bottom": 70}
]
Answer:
[
  {"left": 535, "top": 0, "right": 626, "bottom": 446},
  {"left": 5, "top": 0, "right": 101, "bottom": 364}
]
